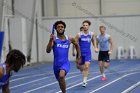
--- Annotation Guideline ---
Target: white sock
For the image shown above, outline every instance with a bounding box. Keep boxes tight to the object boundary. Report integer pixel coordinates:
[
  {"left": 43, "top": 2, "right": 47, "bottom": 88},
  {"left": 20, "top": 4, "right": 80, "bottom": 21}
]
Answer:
[
  {"left": 83, "top": 77, "right": 87, "bottom": 83},
  {"left": 102, "top": 73, "right": 106, "bottom": 77}
]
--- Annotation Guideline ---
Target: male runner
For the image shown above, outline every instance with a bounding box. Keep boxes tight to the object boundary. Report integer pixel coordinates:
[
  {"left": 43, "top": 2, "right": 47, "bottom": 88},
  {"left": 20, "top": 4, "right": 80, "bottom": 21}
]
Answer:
[
  {"left": 46, "top": 21, "right": 81, "bottom": 93},
  {"left": 75, "top": 20, "right": 97, "bottom": 87},
  {"left": 0, "top": 49, "right": 26, "bottom": 92},
  {"left": 96, "top": 25, "right": 113, "bottom": 81}
]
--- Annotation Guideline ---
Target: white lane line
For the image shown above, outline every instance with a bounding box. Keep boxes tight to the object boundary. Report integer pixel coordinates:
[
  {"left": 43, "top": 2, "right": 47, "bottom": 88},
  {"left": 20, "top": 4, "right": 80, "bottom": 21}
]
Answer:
[
  {"left": 12, "top": 69, "right": 88, "bottom": 77},
  {"left": 10, "top": 71, "right": 82, "bottom": 82},
  {"left": 11, "top": 71, "right": 89, "bottom": 89},
  {"left": 10, "top": 73, "right": 48, "bottom": 82},
  {"left": 121, "top": 81, "right": 140, "bottom": 93},
  {"left": 14, "top": 71, "right": 95, "bottom": 93},
  {"left": 23, "top": 73, "right": 82, "bottom": 93},
  {"left": 12, "top": 73, "right": 35, "bottom": 77},
  {"left": 10, "top": 76, "right": 52, "bottom": 89},
  {"left": 89, "top": 72, "right": 140, "bottom": 93},
  {"left": 55, "top": 75, "right": 102, "bottom": 93},
  {"left": 14, "top": 68, "right": 140, "bottom": 93},
  {"left": 10, "top": 71, "right": 96, "bottom": 90},
  {"left": 55, "top": 70, "right": 140, "bottom": 93}
]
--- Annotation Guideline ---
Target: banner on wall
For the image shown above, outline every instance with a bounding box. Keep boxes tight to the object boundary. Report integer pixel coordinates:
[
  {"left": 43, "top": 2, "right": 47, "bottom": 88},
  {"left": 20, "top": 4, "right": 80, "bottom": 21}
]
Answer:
[{"left": 0, "top": 32, "right": 4, "bottom": 62}]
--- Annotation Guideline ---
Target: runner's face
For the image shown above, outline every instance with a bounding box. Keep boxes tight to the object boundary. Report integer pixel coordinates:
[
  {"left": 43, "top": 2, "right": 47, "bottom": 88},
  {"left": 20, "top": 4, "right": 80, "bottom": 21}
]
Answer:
[
  {"left": 83, "top": 23, "right": 89, "bottom": 31},
  {"left": 100, "top": 27, "right": 105, "bottom": 34},
  {"left": 56, "top": 24, "right": 65, "bottom": 35}
]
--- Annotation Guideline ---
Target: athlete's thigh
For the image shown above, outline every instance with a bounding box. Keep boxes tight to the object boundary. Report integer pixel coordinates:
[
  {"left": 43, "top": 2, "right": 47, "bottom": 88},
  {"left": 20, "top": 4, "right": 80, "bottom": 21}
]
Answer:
[
  {"left": 80, "top": 56, "right": 85, "bottom": 65},
  {"left": 85, "top": 52, "right": 92, "bottom": 62},
  {"left": 60, "top": 62, "right": 70, "bottom": 76},
  {"left": 103, "top": 52, "right": 110, "bottom": 67}
]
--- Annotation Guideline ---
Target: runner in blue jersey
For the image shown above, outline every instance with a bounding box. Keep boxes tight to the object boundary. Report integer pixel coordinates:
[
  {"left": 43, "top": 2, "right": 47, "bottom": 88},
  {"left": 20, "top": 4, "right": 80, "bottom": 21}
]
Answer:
[
  {"left": 46, "top": 21, "right": 81, "bottom": 93},
  {"left": 75, "top": 20, "right": 97, "bottom": 87},
  {"left": 0, "top": 49, "right": 26, "bottom": 92},
  {"left": 96, "top": 25, "right": 113, "bottom": 81}
]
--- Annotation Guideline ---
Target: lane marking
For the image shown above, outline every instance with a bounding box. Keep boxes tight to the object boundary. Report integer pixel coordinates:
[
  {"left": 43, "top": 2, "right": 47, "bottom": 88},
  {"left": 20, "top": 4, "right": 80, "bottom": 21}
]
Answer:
[
  {"left": 11, "top": 67, "right": 140, "bottom": 93},
  {"left": 55, "top": 75, "right": 102, "bottom": 93},
  {"left": 10, "top": 76, "right": 51, "bottom": 89},
  {"left": 10, "top": 73, "right": 48, "bottom": 82},
  {"left": 89, "top": 72, "right": 140, "bottom": 93},
  {"left": 121, "top": 81, "right": 140, "bottom": 93},
  {"left": 23, "top": 74, "right": 83, "bottom": 93},
  {"left": 10, "top": 71, "right": 83, "bottom": 82},
  {"left": 55, "top": 70, "right": 140, "bottom": 93}
]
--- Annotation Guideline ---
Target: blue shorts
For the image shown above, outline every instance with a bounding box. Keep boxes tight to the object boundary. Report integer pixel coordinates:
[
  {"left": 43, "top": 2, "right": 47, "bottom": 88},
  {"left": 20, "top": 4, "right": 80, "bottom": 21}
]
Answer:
[
  {"left": 80, "top": 52, "right": 92, "bottom": 65},
  {"left": 98, "top": 51, "right": 110, "bottom": 62},
  {"left": 53, "top": 62, "right": 70, "bottom": 80}
]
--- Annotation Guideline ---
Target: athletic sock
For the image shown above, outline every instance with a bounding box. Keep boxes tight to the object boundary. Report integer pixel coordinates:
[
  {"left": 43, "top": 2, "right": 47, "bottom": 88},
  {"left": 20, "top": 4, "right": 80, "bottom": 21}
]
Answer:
[
  {"left": 102, "top": 73, "right": 106, "bottom": 77},
  {"left": 83, "top": 77, "right": 87, "bottom": 83}
]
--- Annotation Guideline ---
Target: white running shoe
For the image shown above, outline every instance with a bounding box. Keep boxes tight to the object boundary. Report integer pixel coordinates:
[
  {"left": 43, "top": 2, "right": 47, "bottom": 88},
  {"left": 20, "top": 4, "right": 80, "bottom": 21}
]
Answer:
[{"left": 82, "top": 82, "right": 87, "bottom": 87}]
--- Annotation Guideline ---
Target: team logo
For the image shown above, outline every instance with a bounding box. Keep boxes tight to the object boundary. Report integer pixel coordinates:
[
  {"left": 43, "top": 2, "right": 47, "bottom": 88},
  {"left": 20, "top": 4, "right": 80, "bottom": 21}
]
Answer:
[
  {"left": 81, "top": 38, "right": 91, "bottom": 42},
  {"left": 57, "top": 44, "right": 69, "bottom": 48}
]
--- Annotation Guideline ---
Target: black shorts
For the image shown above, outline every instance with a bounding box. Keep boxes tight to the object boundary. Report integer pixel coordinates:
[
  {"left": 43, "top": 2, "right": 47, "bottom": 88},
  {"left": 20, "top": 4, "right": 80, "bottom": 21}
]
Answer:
[{"left": 98, "top": 51, "right": 110, "bottom": 62}]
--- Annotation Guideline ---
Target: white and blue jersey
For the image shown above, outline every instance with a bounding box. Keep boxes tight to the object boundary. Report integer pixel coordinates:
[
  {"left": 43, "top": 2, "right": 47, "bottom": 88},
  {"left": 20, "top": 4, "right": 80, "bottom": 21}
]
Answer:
[
  {"left": 0, "top": 64, "right": 9, "bottom": 89},
  {"left": 79, "top": 32, "right": 92, "bottom": 54},
  {"left": 79, "top": 32, "right": 92, "bottom": 64},
  {"left": 97, "top": 34, "right": 110, "bottom": 51},
  {"left": 53, "top": 35, "right": 70, "bottom": 79}
]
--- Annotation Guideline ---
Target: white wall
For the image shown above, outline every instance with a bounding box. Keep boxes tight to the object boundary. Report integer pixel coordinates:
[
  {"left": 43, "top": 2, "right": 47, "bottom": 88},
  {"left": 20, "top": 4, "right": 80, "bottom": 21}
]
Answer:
[
  {"left": 1, "top": 0, "right": 43, "bottom": 63},
  {"left": 13, "top": 0, "right": 43, "bottom": 63},
  {"left": 103, "top": 0, "right": 140, "bottom": 15},
  {"left": 57, "top": 0, "right": 100, "bottom": 17},
  {"left": 43, "top": 0, "right": 140, "bottom": 17},
  {"left": 44, "top": 0, "right": 57, "bottom": 17},
  {"left": 42, "top": 16, "right": 140, "bottom": 62}
]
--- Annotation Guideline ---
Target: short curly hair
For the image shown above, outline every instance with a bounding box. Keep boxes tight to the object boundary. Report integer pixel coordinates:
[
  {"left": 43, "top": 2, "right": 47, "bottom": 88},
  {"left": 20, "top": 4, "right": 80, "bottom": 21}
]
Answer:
[
  {"left": 5, "top": 49, "right": 26, "bottom": 68},
  {"left": 54, "top": 20, "right": 66, "bottom": 30}
]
